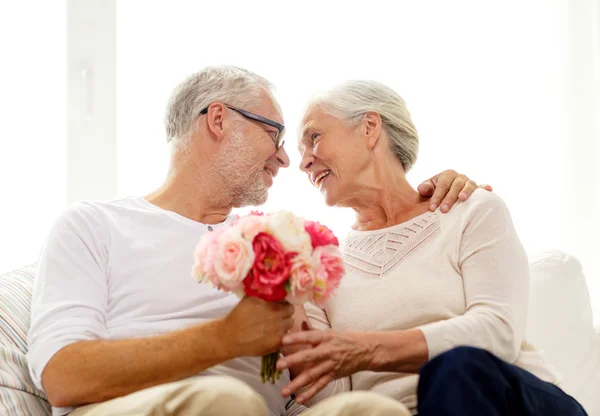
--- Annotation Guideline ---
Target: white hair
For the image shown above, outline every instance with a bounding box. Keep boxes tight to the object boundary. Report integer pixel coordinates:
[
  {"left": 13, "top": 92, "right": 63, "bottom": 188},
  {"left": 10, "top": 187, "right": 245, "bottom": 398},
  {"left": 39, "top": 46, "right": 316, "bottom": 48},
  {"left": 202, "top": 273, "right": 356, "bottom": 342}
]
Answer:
[
  {"left": 309, "top": 80, "right": 419, "bottom": 172},
  {"left": 164, "top": 66, "right": 275, "bottom": 144}
]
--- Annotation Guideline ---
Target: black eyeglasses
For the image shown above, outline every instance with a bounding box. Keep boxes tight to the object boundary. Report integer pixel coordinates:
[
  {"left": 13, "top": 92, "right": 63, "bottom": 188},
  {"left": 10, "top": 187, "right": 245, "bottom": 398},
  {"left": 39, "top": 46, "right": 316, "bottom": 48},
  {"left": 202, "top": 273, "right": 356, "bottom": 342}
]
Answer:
[{"left": 200, "top": 104, "right": 285, "bottom": 150}]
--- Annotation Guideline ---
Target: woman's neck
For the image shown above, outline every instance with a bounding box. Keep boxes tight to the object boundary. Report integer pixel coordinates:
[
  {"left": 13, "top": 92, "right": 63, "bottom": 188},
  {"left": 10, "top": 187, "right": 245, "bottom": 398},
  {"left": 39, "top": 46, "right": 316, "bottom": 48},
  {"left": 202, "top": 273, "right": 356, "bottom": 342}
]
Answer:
[{"left": 349, "top": 172, "right": 431, "bottom": 232}]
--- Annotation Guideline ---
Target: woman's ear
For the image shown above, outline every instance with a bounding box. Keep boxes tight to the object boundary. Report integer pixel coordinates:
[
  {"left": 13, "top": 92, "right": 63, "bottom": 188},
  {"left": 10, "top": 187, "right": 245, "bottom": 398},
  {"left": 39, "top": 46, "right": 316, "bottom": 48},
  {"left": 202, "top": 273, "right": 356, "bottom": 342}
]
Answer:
[{"left": 364, "top": 111, "right": 382, "bottom": 150}]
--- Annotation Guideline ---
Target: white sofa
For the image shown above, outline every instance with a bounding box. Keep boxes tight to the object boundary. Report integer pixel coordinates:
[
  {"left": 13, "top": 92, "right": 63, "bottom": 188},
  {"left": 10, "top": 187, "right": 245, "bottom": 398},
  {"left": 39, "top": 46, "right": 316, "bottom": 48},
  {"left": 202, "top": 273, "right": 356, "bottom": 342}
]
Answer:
[
  {"left": 0, "top": 251, "right": 599, "bottom": 414},
  {"left": 525, "top": 250, "right": 600, "bottom": 414}
]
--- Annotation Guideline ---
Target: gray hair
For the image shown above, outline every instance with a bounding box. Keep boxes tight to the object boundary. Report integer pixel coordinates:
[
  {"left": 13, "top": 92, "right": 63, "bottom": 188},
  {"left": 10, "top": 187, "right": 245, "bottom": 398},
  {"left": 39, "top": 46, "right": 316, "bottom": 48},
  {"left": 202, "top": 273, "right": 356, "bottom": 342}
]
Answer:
[
  {"left": 165, "top": 66, "right": 274, "bottom": 144},
  {"left": 310, "top": 80, "right": 419, "bottom": 172}
]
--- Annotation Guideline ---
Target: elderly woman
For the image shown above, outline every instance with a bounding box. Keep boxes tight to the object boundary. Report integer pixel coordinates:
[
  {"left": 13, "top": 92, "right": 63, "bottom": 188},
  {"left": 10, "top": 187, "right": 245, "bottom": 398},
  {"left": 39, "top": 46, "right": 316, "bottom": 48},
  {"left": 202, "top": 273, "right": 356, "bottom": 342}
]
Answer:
[{"left": 278, "top": 81, "right": 587, "bottom": 416}]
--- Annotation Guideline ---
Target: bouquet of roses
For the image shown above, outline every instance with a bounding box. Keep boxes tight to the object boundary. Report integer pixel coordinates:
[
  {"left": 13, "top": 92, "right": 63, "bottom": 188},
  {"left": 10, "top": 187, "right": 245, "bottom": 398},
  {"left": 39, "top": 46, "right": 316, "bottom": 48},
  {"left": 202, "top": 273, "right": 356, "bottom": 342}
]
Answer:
[{"left": 191, "top": 210, "right": 344, "bottom": 383}]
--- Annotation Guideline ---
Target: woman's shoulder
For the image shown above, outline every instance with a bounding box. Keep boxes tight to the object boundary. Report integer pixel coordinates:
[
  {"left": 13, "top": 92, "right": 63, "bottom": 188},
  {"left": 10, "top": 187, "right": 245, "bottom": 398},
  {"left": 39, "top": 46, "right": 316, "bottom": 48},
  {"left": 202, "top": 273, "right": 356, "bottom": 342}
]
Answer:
[
  {"left": 460, "top": 188, "right": 508, "bottom": 210},
  {"left": 438, "top": 188, "right": 511, "bottom": 221}
]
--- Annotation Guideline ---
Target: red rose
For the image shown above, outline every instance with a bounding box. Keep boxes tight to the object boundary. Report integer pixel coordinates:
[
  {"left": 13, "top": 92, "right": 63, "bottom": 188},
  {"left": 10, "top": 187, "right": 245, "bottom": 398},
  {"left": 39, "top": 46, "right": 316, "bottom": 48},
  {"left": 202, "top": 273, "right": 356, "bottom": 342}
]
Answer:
[
  {"left": 243, "top": 232, "right": 296, "bottom": 301},
  {"left": 304, "top": 220, "right": 340, "bottom": 248}
]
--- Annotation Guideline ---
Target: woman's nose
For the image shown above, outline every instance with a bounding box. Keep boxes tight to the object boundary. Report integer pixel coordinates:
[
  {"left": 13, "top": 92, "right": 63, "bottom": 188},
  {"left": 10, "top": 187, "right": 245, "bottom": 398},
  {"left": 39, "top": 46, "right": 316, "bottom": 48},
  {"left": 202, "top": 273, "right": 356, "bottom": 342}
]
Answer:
[{"left": 299, "top": 152, "right": 314, "bottom": 172}]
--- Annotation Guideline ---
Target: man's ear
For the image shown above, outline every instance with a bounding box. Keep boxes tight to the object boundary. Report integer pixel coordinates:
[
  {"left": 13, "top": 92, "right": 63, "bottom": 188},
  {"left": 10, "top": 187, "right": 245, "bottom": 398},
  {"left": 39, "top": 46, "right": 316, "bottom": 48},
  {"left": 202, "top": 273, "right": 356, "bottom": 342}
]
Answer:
[
  {"left": 205, "top": 103, "right": 228, "bottom": 142},
  {"left": 364, "top": 111, "right": 382, "bottom": 150}
]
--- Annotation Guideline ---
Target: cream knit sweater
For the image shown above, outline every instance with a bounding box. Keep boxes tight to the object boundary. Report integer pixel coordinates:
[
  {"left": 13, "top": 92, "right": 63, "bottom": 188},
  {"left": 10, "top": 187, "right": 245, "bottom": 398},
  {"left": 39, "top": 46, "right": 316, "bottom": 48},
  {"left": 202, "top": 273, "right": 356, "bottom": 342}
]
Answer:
[{"left": 307, "top": 189, "right": 558, "bottom": 413}]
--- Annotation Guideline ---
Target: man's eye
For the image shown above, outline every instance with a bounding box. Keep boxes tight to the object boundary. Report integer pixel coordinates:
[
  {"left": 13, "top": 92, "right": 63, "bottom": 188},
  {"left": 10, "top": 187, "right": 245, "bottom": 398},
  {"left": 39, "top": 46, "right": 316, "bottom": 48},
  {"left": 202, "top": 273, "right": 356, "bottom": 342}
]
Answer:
[{"left": 311, "top": 133, "right": 320, "bottom": 142}]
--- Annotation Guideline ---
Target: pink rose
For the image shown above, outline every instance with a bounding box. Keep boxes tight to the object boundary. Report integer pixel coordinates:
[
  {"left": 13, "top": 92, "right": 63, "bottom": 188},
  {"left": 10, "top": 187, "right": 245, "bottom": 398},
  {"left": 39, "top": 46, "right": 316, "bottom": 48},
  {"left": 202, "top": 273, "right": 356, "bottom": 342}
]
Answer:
[
  {"left": 311, "top": 245, "right": 345, "bottom": 306},
  {"left": 192, "top": 228, "right": 225, "bottom": 286},
  {"left": 304, "top": 221, "right": 339, "bottom": 248},
  {"left": 212, "top": 227, "right": 255, "bottom": 291},
  {"left": 244, "top": 232, "right": 295, "bottom": 301},
  {"left": 286, "top": 255, "right": 317, "bottom": 304},
  {"left": 236, "top": 215, "right": 269, "bottom": 242}
]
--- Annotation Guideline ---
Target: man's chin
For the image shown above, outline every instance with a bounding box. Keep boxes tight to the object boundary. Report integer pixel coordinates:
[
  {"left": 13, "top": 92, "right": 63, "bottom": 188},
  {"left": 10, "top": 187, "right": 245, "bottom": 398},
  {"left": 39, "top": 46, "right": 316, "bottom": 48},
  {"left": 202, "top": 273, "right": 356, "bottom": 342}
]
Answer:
[{"left": 232, "top": 190, "right": 269, "bottom": 208}]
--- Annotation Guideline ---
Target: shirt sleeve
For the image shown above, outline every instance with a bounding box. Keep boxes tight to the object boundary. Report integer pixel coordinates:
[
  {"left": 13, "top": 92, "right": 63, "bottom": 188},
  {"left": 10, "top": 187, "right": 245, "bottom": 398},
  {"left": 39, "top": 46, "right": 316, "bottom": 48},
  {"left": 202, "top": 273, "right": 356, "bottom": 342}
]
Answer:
[
  {"left": 27, "top": 202, "right": 110, "bottom": 391},
  {"left": 302, "top": 302, "right": 351, "bottom": 406},
  {"left": 418, "top": 191, "right": 529, "bottom": 363}
]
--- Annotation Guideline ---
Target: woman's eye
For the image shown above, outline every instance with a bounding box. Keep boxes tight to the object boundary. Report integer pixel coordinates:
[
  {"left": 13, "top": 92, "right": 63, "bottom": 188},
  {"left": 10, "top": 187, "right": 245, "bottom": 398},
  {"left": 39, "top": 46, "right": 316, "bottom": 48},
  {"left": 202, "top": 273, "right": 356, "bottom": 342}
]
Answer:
[{"left": 311, "top": 133, "right": 320, "bottom": 142}]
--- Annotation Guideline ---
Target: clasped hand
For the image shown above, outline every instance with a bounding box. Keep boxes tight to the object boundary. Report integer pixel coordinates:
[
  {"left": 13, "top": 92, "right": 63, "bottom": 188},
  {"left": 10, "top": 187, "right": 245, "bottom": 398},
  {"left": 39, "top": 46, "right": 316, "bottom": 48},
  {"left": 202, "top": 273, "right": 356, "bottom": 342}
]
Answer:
[{"left": 277, "top": 330, "right": 373, "bottom": 404}]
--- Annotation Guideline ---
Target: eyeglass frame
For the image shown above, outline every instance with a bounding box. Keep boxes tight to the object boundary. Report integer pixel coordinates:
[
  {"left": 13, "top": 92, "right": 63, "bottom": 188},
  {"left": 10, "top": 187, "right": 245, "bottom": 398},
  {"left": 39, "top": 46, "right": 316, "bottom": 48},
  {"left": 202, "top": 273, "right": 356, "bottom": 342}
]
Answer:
[{"left": 199, "top": 104, "right": 285, "bottom": 150}]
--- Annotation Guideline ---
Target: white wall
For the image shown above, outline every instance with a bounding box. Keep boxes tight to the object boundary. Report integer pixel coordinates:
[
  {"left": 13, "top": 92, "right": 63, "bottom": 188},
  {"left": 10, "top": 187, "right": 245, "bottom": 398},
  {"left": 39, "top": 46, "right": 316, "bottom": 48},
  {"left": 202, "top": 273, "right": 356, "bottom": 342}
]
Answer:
[
  {"left": 565, "top": 0, "right": 600, "bottom": 315},
  {"left": 0, "top": 2, "right": 66, "bottom": 272},
  {"left": 115, "top": 0, "right": 599, "bottom": 320},
  {"left": 0, "top": 1, "right": 597, "bottom": 322}
]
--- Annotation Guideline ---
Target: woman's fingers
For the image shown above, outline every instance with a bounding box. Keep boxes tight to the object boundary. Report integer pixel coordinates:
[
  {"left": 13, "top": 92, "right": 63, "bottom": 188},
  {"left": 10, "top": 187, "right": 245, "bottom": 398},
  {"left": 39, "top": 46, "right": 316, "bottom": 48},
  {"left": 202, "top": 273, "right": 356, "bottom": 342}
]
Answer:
[
  {"left": 278, "top": 345, "right": 327, "bottom": 370},
  {"left": 295, "top": 372, "right": 335, "bottom": 404},
  {"left": 282, "top": 329, "right": 330, "bottom": 346},
  {"left": 281, "top": 360, "right": 335, "bottom": 399}
]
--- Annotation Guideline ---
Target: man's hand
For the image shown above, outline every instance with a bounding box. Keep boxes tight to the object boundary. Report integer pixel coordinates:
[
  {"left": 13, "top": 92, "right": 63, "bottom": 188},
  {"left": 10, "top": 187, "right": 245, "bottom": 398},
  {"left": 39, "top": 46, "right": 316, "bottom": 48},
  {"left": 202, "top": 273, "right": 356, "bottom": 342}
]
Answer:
[
  {"left": 223, "top": 297, "right": 295, "bottom": 357},
  {"left": 42, "top": 297, "right": 293, "bottom": 408},
  {"left": 417, "top": 170, "right": 493, "bottom": 213}
]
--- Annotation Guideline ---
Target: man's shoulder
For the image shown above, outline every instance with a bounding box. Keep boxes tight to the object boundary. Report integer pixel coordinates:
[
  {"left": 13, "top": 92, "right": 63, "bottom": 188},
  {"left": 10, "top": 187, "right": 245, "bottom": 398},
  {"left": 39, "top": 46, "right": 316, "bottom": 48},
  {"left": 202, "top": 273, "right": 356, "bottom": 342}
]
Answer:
[
  {"left": 74, "top": 196, "right": 141, "bottom": 210},
  {"left": 61, "top": 197, "right": 140, "bottom": 219},
  {"left": 51, "top": 197, "right": 142, "bottom": 233}
]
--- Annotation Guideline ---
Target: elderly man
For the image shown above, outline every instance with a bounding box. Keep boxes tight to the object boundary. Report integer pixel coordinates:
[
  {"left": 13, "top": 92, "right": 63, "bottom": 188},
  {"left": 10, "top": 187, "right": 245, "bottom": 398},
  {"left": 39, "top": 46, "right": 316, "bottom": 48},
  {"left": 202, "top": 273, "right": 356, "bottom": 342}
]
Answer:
[{"left": 28, "top": 66, "right": 485, "bottom": 416}]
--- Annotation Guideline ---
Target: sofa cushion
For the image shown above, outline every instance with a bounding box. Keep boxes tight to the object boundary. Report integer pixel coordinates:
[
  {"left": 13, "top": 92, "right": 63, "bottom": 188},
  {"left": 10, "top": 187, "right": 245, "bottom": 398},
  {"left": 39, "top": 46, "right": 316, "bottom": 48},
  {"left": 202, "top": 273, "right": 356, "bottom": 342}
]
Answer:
[
  {"left": 526, "top": 250, "right": 600, "bottom": 415},
  {"left": 0, "top": 265, "right": 50, "bottom": 415}
]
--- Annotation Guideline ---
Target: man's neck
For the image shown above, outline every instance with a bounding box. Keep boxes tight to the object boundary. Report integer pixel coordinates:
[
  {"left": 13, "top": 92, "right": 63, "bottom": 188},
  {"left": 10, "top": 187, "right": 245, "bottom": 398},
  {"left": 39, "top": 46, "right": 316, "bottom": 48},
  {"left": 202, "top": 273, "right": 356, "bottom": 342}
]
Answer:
[{"left": 145, "top": 163, "right": 232, "bottom": 225}]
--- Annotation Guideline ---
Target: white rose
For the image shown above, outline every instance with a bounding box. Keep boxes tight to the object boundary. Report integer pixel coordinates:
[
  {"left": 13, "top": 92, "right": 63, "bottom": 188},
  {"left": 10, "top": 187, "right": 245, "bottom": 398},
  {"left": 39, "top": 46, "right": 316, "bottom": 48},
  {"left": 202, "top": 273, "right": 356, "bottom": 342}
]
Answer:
[{"left": 266, "top": 211, "right": 312, "bottom": 256}]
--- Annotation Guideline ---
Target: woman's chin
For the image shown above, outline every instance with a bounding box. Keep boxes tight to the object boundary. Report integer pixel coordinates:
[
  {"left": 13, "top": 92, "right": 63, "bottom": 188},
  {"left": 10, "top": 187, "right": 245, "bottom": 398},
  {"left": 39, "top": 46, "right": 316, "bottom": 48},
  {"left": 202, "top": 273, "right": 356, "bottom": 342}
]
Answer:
[
  {"left": 319, "top": 176, "right": 337, "bottom": 206},
  {"left": 322, "top": 190, "right": 338, "bottom": 207}
]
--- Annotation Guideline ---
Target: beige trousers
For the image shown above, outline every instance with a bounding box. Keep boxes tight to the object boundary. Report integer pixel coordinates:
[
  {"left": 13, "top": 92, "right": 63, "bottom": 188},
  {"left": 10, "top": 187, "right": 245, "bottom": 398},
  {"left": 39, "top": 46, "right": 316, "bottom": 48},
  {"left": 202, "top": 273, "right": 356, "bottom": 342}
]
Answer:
[{"left": 70, "top": 376, "right": 411, "bottom": 416}]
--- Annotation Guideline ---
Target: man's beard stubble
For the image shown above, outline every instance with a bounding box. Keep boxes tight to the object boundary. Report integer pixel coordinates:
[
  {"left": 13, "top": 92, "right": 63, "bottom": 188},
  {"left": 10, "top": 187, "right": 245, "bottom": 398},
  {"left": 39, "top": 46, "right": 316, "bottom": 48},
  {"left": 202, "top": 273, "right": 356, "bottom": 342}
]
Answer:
[{"left": 211, "top": 129, "right": 269, "bottom": 208}]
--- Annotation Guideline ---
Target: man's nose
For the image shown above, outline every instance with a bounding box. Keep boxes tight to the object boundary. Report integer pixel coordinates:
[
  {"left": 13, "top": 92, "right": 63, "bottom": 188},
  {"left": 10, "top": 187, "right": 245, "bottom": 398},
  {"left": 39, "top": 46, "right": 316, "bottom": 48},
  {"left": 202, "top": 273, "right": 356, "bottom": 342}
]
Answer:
[{"left": 275, "top": 146, "right": 290, "bottom": 168}]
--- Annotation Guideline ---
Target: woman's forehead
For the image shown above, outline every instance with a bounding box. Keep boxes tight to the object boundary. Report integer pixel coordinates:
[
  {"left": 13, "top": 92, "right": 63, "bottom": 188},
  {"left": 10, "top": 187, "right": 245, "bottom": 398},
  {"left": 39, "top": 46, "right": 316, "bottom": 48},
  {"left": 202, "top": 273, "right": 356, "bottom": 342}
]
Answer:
[
  {"left": 299, "top": 108, "right": 326, "bottom": 138},
  {"left": 301, "top": 106, "right": 339, "bottom": 129},
  {"left": 301, "top": 104, "right": 320, "bottom": 122}
]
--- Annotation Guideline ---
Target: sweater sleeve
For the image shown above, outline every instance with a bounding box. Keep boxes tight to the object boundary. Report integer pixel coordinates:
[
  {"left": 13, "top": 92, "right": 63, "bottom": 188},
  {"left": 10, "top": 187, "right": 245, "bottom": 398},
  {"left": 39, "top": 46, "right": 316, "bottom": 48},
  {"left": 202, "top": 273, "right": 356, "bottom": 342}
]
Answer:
[
  {"left": 27, "top": 202, "right": 110, "bottom": 391},
  {"left": 419, "top": 191, "right": 529, "bottom": 363},
  {"left": 302, "top": 302, "right": 351, "bottom": 406}
]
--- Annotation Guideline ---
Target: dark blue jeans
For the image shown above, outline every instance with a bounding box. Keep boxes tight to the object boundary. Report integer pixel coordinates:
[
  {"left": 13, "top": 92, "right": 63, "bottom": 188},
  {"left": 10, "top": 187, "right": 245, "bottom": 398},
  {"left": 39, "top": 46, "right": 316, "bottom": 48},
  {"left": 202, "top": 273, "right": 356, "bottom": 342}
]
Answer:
[{"left": 417, "top": 346, "right": 587, "bottom": 416}]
